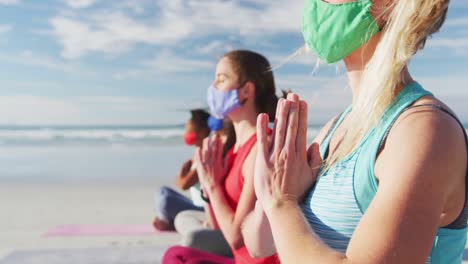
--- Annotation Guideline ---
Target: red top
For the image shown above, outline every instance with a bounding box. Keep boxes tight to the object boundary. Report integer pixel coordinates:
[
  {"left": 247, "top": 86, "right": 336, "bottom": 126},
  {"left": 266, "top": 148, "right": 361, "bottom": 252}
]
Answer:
[{"left": 223, "top": 133, "right": 279, "bottom": 264}]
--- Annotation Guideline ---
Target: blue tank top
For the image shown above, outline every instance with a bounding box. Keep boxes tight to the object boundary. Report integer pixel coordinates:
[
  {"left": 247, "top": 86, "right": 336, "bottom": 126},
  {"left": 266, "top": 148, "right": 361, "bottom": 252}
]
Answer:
[{"left": 300, "top": 82, "right": 467, "bottom": 263}]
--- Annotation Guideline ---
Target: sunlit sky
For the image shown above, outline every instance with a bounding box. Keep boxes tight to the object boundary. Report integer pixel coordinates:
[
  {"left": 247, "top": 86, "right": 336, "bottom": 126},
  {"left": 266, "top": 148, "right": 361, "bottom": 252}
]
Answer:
[{"left": 0, "top": 0, "right": 467, "bottom": 125}]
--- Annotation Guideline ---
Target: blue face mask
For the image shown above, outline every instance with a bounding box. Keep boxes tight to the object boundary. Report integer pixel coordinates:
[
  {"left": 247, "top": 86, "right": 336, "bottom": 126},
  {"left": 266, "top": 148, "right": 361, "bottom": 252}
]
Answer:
[
  {"left": 207, "top": 115, "right": 224, "bottom": 131},
  {"left": 207, "top": 84, "right": 243, "bottom": 119}
]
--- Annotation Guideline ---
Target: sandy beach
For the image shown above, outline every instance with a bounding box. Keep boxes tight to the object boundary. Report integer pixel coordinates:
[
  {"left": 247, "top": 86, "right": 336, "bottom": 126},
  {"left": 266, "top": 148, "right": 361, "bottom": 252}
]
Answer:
[
  {"left": 2, "top": 181, "right": 467, "bottom": 263},
  {"left": 0, "top": 132, "right": 467, "bottom": 263},
  {"left": 0, "top": 140, "right": 192, "bottom": 263},
  {"left": 0, "top": 141, "right": 193, "bottom": 261},
  {"left": 0, "top": 182, "right": 181, "bottom": 263}
]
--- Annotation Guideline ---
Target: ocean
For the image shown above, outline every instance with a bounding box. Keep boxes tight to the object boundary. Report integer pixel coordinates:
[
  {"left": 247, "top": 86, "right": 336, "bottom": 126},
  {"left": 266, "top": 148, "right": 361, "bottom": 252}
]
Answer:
[
  {"left": 0, "top": 124, "right": 465, "bottom": 185},
  {"left": 0, "top": 125, "right": 188, "bottom": 147},
  {"left": 0, "top": 125, "right": 324, "bottom": 147}
]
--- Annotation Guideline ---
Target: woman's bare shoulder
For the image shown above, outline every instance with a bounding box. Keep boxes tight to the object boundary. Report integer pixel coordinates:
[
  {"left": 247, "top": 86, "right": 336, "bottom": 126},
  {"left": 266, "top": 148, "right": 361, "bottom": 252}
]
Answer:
[{"left": 377, "top": 95, "right": 466, "bottom": 184}]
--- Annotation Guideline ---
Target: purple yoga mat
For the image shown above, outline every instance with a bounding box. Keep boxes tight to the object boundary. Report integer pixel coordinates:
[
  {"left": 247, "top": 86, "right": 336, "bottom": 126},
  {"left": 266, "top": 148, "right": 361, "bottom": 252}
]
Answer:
[{"left": 44, "top": 224, "right": 172, "bottom": 237}]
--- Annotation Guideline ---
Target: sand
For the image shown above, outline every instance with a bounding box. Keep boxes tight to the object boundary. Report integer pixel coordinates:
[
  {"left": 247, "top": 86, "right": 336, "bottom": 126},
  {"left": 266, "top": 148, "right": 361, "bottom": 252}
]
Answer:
[
  {"left": 0, "top": 182, "right": 180, "bottom": 262},
  {"left": 1, "top": 182, "right": 467, "bottom": 263}
]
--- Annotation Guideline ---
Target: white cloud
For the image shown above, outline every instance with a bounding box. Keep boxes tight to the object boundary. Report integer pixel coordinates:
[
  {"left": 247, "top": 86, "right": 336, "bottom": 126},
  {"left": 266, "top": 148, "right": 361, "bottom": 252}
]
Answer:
[
  {"left": 0, "top": 0, "right": 19, "bottom": 5},
  {"left": 17, "top": 50, "right": 78, "bottom": 73},
  {"left": 112, "top": 47, "right": 323, "bottom": 82},
  {"left": 0, "top": 24, "right": 12, "bottom": 34},
  {"left": 445, "top": 17, "right": 468, "bottom": 27},
  {"left": 0, "top": 95, "right": 192, "bottom": 125},
  {"left": 50, "top": 0, "right": 303, "bottom": 59},
  {"left": 429, "top": 37, "right": 468, "bottom": 49},
  {"left": 450, "top": 0, "right": 468, "bottom": 8},
  {"left": 0, "top": 50, "right": 91, "bottom": 76},
  {"left": 0, "top": 73, "right": 466, "bottom": 126},
  {"left": 50, "top": 11, "right": 193, "bottom": 59},
  {"left": 0, "top": 96, "right": 81, "bottom": 125},
  {"left": 50, "top": 16, "right": 130, "bottom": 59},
  {"left": 419, "top": 75, "right": 468, "bottom": 121},
  {"left": 196, "top": 41, "right": 235, "bottom": 57},
  {"left": 425, "top": 13, "right": 468, "bottom": 57},
  {"left": 275, "top": 73, "right": 351, "bottom": 123},
  {"left": 174, "top": 0, "right": 302, "bottom": 35},
  {"left": 274, "top": 73, "right": 468, "bottom": 124},
  {"left": 268, "top": 48, "right": 321, "bottom": 69},
  {"left": 142, "top": 51, "right": 214, "bottom": 74},
  {"left": 65, "top": 0, "right": 98, "bottom": 9},
  {"left": 113, "top": 51, "right": 215, "bottom": 81},
  {"left": 116, "top": 0, "right": 151, "bottom": 14}
]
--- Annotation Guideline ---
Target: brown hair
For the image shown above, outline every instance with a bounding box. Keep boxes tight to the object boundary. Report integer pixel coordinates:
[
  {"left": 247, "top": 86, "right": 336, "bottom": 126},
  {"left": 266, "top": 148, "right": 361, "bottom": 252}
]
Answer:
[
  {"left": 221, "top": 118, "right": 236, "bottom": 157},
  {"left": 223, "top": 50, "right": 278, "bottom": 122}
]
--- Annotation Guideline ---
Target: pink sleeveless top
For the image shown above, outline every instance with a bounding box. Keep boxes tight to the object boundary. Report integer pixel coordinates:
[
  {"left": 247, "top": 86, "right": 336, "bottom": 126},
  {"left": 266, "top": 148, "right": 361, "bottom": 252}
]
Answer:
[{"left": 223, "top": 133, "right": 279, "bottom": 264}]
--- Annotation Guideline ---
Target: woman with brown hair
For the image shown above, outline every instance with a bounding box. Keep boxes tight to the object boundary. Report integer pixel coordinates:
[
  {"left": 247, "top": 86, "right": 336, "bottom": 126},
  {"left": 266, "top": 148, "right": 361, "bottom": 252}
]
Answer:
[{"left": 162, "top": 50, "right": 280, "bottom": 264}]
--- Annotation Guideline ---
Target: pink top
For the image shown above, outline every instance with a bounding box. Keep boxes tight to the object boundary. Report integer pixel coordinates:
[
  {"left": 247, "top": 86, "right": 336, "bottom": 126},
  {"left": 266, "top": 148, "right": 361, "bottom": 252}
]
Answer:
[{"left": 223, "top": 133, "right": 279, "bottom": 264}]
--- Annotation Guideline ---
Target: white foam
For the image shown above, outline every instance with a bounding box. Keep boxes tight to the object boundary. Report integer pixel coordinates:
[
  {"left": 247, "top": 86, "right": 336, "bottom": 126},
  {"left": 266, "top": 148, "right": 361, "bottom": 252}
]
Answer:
[
  {"left": 0, "top": 127, "right": 185, "bottom": 145},
  {"left": 0, "top": 126, "right": 463, "bottom": 146}
]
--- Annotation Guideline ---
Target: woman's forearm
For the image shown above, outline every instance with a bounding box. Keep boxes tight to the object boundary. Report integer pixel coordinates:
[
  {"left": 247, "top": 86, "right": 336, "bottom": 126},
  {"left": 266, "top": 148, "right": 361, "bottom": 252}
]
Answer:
[
  {"left": 205, "top": 202, "right": 219, "bottom": 229},
  {"left": 268, "top": 199, "right": 346, "bottom": 264},
  {"left": 176, "top": 169, "right": 199, "bottom": 190},
  {"left": 207, "top": 185, "right": 244, "bottom": 249},
  {"left": 242, "top": 201, "right": 276, "bottom": 258}
]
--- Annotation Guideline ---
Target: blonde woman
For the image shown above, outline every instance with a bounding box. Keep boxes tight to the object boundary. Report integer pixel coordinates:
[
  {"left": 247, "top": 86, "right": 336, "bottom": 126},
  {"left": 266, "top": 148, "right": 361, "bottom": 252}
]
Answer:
[{"left": 242, "top": 0, "right": 467, "bottom": 263}]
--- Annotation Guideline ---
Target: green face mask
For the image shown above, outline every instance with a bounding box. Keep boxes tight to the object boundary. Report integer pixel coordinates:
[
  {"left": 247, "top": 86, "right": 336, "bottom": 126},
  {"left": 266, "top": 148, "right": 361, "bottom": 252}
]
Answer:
[{"left": 302, "top": 0, "right": 380, "bottom": 64}]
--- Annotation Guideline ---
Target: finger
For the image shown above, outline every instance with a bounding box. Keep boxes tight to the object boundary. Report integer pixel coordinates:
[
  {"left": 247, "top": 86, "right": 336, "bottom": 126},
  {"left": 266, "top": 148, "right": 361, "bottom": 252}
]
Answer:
[
  {"left": 195, "top": 147, "right": 206, "bottom": 178},
  {"left": 273, "top": 100, "right": 291, "bottom": 158},
  {"left": 296, "top": 100, "right": 308, "bottom": 157},
  {"left": 195, "top": 146, "right": 202, "bottom": 167},
  {"left": 211, "top": 134, "right": 219, "bottom": 164},
  {"left": 269, "top": 98, "right": 285, "bottom": 153},
  {"left": 256, "top": 113, "right": 270, "bottom": 165},
  {"left": 208, "top": 137, "right": 214, "bottom": 165},
  {"left": 202, "top": 137, "right": 210, "bottom": 165},
  {"left": 285, "top": 94, "right": 300, "bottom": 155},
  {"left": 215, "top": 134, "right": 223, "bottom": 165},
  {"left": 307, "top": 142, "right": 322, "bottom": 171}
]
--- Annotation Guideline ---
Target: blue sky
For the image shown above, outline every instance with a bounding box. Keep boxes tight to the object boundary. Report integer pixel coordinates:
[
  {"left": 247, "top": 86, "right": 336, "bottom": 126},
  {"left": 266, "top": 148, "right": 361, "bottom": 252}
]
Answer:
[{"left": 0, "top": 0, "right": 467, "bottom": 125}]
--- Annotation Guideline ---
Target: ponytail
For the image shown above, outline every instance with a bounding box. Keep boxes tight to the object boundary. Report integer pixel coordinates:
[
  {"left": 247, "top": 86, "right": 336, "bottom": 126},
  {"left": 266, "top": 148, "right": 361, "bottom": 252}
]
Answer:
[{"left": 325, "top": 0, "right": 449, "bottom": 168}]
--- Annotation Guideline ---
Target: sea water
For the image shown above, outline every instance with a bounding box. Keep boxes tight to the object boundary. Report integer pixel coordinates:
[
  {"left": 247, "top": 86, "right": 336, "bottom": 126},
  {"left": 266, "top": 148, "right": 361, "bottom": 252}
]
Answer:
[{"left": 0, "top": 124, "right": 464, "bottom": 184}]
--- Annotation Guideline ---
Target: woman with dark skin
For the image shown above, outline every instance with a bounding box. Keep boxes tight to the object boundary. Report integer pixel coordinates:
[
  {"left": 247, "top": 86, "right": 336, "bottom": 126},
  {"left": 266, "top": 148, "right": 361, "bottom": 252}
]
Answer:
[
  {"left": 154, "top": 109, "right": 236, "bottom": 231},
  {"left": 153, "top": 109, "right": 211, "bottom": 231}
]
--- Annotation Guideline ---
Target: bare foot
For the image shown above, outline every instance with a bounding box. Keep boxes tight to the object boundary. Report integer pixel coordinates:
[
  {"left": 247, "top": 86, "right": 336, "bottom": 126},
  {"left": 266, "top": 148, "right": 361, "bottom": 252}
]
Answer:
[{"left": 152, "top": 217, "right": 175, "bottom": 231}]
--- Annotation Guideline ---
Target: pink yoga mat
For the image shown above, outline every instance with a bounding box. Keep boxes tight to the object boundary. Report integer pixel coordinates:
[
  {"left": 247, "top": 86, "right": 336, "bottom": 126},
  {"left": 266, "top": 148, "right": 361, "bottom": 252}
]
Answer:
[{"left": 44, "top": 224, "right": 172, "bottom": 237}]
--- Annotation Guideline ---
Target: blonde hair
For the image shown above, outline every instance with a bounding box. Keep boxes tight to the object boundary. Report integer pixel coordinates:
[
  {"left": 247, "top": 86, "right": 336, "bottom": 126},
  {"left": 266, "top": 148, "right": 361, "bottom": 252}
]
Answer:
[{"left": 325, "top": 0, "right": 449, "bottom": 168}]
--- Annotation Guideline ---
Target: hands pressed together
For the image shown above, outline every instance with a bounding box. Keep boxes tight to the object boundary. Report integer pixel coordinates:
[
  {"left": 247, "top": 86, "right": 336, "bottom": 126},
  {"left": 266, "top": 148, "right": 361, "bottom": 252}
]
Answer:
[
  {"left": 254, "top": 93, "right": 322, "bottom": 215},
  {"left": 194, "top": 93, "right": 322, "bottom": 213},
  {"left": 194, "top": 134, "right": 228, "bottom": 193}
]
